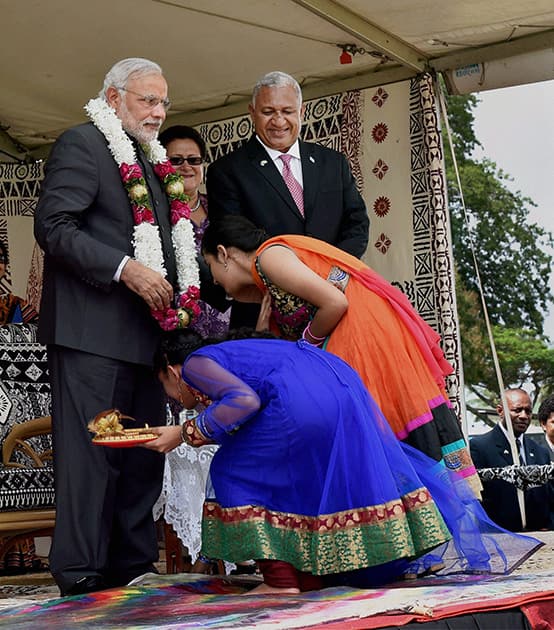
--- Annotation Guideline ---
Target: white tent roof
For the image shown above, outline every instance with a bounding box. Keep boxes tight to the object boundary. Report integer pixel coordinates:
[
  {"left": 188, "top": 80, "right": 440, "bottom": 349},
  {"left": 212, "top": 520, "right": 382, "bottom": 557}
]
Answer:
[{"left": 1, "top": 0, "right": 553, "bottom": 160}]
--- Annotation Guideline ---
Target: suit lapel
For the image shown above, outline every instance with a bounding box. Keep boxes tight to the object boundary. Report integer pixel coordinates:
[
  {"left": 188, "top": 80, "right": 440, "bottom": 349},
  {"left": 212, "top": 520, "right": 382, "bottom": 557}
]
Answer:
[
  {"left": 300, "top": 141, "right": 318, "bottom": 219},
  {"left": 493, "top": 424, "right": 514, "bottom": 465},
  {"left": 522, "top": 436, "right": 538, "bottom": 464},
  {"left": 245, "top": 137, "right": 303, "bottom": 219}
]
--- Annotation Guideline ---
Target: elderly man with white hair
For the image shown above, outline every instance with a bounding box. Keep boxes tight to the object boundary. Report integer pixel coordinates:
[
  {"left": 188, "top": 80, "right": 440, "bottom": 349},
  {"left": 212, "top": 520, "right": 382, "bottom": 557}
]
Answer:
[
  {"left": 207, "top": 70, "right": 369, "bottom": 328},
  {"left": 35, "top": 58, "right": 194, "bottom": 596}
]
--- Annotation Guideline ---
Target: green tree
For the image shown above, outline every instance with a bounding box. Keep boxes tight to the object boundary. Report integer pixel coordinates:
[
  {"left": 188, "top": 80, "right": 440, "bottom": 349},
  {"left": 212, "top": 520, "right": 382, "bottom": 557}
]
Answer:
[{"left": 443, "top": 93, "right": 554, "bottom": 408}]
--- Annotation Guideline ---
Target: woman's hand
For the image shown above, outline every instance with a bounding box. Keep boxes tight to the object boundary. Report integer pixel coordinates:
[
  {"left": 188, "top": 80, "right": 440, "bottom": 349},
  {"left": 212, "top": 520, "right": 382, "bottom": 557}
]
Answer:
[
  {"left": 141, "top": 425, "right": 182, "bottom": 453},
  {"left": 256, "top": 292, "right": 272, "bottom": 331}
]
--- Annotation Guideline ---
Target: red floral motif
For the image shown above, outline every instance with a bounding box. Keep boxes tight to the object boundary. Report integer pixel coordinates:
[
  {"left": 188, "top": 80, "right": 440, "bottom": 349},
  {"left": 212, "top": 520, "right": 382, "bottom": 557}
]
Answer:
[
  {"left": 373, "top": 196, "right": 391, "bottom": 217},
  {"left": 372, "top": 159, "right": 389, "bottom": 180},
  {"left": 120, "top": 162, "right": 143, "bottom": 181},
  {"left": 170, "top": 199, "right": 191, "bottom": 225},
  {"left": 371, "top": 123, "right": 388, "bottom": 144},
  {"left": 133, "top": 206, "right": 155, "bottom": 224},
  {"left": 204, "top": 487, "right": 434, "bottom": 529},
  {"left": 118, "top": 158, "right": 199, "bottom": 331},
  {"left": 371, "top": 87, "right": 389, "bottom": 108},
  {"left": 179, "top": 286, "right": 202, "bottom": 316},
  {"left": 375, "top": 232, "right": 392, "bottom": 254},
  {"left": 153, "top": 161, "right": 174, "bottom": 179}
]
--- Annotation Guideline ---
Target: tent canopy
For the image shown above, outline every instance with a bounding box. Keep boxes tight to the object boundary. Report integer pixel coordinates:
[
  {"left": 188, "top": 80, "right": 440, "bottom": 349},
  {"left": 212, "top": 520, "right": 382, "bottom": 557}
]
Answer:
[{"left": 2, "top": 0, "right": 553, "bottom": 160}]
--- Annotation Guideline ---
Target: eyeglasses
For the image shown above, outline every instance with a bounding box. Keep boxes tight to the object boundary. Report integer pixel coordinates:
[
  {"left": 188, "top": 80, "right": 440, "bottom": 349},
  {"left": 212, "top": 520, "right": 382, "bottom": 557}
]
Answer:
[
  {"left": 117, "top": 86, "right": 171, "bottom": 111},
  {"left": 168, "top": 156, "right": 203, "bottom": 166}
]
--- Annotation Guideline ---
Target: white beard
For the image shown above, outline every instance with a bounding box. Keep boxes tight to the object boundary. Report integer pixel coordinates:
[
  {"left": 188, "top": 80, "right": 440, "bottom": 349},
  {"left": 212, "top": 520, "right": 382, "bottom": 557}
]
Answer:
[{"left": 118, "top": 100, "right": 161, "bottom": 144}]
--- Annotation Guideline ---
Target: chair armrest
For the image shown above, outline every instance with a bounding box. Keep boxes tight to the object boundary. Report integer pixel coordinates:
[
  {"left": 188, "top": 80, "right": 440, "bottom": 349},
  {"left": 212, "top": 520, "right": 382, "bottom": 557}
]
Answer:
[{"left": 2, "top": 415, "right": 52, "bottom": 467}]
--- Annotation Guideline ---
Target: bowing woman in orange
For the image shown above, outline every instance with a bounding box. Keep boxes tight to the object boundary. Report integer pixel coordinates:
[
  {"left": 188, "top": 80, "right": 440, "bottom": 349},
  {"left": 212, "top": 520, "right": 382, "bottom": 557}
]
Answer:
[{"left": 201, "top": 216, "right": 480, "bottom": 495}]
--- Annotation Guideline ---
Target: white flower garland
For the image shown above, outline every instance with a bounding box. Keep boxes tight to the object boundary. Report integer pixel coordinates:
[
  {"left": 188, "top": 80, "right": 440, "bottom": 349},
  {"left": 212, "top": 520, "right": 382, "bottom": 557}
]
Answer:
[{"left": 84, "top": 97, "right": 200, "bottom": 312}]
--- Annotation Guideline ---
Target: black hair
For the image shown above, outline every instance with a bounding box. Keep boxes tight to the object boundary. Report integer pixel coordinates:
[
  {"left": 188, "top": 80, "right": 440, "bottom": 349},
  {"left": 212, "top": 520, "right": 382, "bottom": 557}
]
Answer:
[
  {"left": 153, "top": 327, "right": 278, "bottom": 373},
  {"left": 153, "top": 329, "right": 205, "bottom": 374},
  {"left": 0, "top": 241, "right": 8, "bottom": 265},
  {"left": 537, "top": 395, "right": 554, "bottom": 423},
  {"left": 158, "top": 125, "right": 207, "bottom": 160},
  {"left": 201, "top": 215, "right": 268, "bottom": 256}
]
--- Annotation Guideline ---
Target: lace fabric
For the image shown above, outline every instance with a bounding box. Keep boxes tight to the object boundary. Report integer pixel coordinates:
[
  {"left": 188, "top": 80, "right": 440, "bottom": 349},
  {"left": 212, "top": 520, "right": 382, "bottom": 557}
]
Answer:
[{"left": 153, "top": 416, "right": 218, "bottom": 561}]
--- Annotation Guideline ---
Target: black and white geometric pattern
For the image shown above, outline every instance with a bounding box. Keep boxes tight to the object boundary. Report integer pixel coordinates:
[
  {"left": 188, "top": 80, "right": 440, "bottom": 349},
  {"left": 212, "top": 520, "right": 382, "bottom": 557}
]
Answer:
[
  {"left": 0, "top": 466, "right": 55, "bottom": 511},
  {"left": 0, "top": 162, "right": 45, "bottom": 298},
  {"left": 478, "top": 463, "right": 554, "bottom": 491},
  {"left": 407, "top": 74, "right": 461, "bottom": 413},
  {"left": 0, "top": 323, "right": 53, "bottom": 511},
  {"left": 0, "top": 323, "right": 51, "bottom": 480}
]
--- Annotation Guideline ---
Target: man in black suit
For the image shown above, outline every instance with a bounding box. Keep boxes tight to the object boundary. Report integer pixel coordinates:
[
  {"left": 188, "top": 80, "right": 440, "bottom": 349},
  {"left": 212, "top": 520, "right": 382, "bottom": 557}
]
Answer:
[
  {"left": 538, "top": 395, "right": 554, "bottom": 461},
  {"left": 207, "top": 70, "right": 369, "bottom": 326},
  {"left": 470, "top": 388, "right": 553, "bottom": 531},
  {"left": 34, "top": 58, "right": 180, "bottom": 596}
]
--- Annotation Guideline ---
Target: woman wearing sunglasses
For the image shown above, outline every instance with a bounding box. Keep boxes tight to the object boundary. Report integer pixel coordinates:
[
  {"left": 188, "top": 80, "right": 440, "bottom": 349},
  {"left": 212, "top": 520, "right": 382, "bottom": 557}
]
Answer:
[
  {"left": 158, "top": 125, "right": 231, "bottom": 576},
  {"left": 159, "top": 125, "right": 230, "bottom": 339}
]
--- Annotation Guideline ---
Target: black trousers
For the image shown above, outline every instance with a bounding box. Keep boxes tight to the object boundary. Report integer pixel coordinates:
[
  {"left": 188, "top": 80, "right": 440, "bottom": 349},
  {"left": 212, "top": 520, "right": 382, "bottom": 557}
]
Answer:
[{"left": 47, "top": 346, "right": 165, "bottom": 593}]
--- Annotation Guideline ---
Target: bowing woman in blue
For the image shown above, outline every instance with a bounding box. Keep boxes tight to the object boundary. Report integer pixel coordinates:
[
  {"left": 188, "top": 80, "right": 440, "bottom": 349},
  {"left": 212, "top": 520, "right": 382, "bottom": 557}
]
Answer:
[{"left": 145, "top": 329, "right": 540, "bottom": 595}]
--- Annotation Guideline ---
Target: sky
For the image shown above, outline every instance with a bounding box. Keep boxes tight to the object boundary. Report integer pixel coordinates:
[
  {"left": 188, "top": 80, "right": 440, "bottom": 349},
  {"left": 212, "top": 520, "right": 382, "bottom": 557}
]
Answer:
[{"left": 470, "top": 79, "right": 554, "bottom": 344}]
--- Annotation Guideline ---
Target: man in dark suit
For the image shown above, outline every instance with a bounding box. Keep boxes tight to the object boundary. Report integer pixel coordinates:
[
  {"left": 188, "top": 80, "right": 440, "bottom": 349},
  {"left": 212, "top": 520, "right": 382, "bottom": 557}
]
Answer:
[
  {"left": 537, "top": 395, "right": 554, "bottom": 528},
  {"left": 34, "top": 58, "right": 179, "bottom": 596},
  {"left": 538, "top": 395, "right": 554, "bottom": 461},
  {"left": 207, "top": 70, "right": 369, "bottom": 326},
  {"left": 470, "top": 388, "right": 553, "bottom": 531}
]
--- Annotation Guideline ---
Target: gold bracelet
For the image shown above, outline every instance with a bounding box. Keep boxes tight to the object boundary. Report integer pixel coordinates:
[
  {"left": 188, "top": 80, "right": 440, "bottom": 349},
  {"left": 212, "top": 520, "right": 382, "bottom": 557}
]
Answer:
[{"left": 181, "top": 418, "right": 212, "bottom": 447}]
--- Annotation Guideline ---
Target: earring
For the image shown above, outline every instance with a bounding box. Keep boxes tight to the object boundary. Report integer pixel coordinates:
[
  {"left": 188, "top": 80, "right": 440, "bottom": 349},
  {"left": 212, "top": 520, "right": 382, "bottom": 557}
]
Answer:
[
  {"left": 177, "top": 380, "right": 186, "bottom": 406},
  {"left": 223, "top": 261, "right": 228, "bottom": 270}
]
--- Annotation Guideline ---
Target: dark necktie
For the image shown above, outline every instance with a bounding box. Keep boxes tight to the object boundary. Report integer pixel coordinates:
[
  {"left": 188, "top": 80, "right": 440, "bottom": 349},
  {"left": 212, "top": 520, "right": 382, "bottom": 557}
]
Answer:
[
  {"left": 515, "top": 437, "right": 525, "bottom": 465},
  {"left": 279, "top": 154, "right": 304, "bottom": 217}
]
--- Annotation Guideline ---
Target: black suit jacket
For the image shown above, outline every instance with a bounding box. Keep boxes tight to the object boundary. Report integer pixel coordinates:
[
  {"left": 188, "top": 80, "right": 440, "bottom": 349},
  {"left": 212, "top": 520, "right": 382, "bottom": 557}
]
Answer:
[
  {"left": 34, "top": 123, "right": 167, "bottom": 366},
  {"left": 207, "top": 136, "right": 369, "bottom": 258},
  {"left": 470, "top": 424, "right": 553, "bottom": 531}
]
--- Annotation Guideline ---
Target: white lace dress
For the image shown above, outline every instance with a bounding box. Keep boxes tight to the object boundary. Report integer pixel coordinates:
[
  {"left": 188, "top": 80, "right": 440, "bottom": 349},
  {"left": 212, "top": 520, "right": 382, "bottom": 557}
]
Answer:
[{"left": 153, "top": 413, "right": 218, "bottom": 561}]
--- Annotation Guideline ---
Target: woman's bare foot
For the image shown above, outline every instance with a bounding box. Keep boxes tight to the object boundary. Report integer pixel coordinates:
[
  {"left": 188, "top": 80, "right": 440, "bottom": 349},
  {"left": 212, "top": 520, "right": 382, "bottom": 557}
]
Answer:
[
  {"left": 245, "top": 582, "right": 300, "bottom": 595},
  {"left": 191, "top": 558, "right": 216, "bottom": 574}
]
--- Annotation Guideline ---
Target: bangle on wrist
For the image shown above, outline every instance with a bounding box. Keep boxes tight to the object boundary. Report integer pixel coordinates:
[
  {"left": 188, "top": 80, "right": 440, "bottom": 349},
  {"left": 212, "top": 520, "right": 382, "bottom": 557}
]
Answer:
[
  {"left": 181, "top": 418, "right": 212, "bottom": 447},
  {"left": 302, "top": 322, "right": 327, "bottom": 344},
  {"left": 196, "top": 411, "right": 213, "bottom": 438}
]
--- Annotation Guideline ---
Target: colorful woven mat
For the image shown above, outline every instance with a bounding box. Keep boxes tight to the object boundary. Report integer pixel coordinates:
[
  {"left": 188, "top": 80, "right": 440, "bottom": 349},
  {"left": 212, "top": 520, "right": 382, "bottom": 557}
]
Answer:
[{"left": 0, "top": 570, "right": 553, "bottom": 629}]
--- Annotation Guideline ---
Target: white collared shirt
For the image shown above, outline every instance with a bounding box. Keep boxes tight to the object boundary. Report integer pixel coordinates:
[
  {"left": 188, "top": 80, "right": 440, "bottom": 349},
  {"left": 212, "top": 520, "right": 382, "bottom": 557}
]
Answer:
[
  {"left": 498, "top": 422, "right": 527, "bottom": 464},
  {"left": 256, "top": 136, "right": 304, "bottom": 187}
]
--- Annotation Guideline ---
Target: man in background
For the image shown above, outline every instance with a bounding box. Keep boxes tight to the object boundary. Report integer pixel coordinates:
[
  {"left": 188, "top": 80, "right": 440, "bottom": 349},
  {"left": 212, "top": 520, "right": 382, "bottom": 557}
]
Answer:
[
  {"left": 538, "top": 395, "right": 554, "bottom": 460},
  {"left": 470, "top": 388, "right": 553, "bottom": 531}
]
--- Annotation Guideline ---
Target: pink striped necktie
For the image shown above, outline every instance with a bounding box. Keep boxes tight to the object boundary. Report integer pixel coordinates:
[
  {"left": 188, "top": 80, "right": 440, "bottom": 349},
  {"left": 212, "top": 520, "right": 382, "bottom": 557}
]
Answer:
[{"left": 279, "top": 154, "right": 304, "bottom": 217}]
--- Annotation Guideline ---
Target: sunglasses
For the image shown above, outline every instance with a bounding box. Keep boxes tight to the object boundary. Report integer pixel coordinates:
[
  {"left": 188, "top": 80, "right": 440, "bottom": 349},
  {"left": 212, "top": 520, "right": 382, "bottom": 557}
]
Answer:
[{"left": 168, "top": 156, "right": 203, "bottom": 166}]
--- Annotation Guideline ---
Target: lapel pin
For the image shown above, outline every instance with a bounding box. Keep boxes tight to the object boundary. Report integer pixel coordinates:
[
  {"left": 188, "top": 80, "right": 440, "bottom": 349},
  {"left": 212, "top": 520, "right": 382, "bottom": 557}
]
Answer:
[
  {"left": 530, "top": 452, "right": 535, "bottom": 457},
  {"left": 503, "top": 450, "right": 509, "bottom": 455},
  {"left": 260, "top": 160, "right": 268, "bottom": 166},
  {"left": 309, "top": 156, "right": 315, "bottom": 163}
]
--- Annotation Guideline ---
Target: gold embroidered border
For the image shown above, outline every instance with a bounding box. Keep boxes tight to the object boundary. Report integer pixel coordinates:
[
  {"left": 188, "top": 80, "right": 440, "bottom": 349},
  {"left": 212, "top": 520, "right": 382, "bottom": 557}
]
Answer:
[{"left": 202, "top": 487, "right": 451, "bottom": 574}]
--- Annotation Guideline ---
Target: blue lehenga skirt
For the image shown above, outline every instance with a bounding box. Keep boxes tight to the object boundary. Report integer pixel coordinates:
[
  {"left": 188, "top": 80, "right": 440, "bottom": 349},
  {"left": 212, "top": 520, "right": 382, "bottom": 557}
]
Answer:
[{"left": 196, "top": 340, "right": 540, "bottom": 584}]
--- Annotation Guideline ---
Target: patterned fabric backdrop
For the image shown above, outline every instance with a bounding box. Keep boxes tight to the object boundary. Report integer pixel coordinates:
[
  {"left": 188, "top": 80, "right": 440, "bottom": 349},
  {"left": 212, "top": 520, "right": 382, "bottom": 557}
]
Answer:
[
  {"left": 0, "top": 161, "right": 44, "bottom": 311},
  {"left": 199, "top": 74, "right": 462, "bottom": 414},
  {"left": 0, "top": 74, "right": 462, "bottom": 414}
]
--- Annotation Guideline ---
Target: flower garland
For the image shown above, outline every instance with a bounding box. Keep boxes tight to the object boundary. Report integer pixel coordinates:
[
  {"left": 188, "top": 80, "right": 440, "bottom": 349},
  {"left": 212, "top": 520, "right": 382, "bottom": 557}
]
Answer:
[{"left": 84, "top": 97, "right": 201, "bottom": 330}]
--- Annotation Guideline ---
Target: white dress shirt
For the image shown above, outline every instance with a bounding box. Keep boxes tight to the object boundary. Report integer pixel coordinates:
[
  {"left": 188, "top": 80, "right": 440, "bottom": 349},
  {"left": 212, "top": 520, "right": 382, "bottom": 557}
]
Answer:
[{"left": 256, "top": 136, "right": 304, "bottom": 187}]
